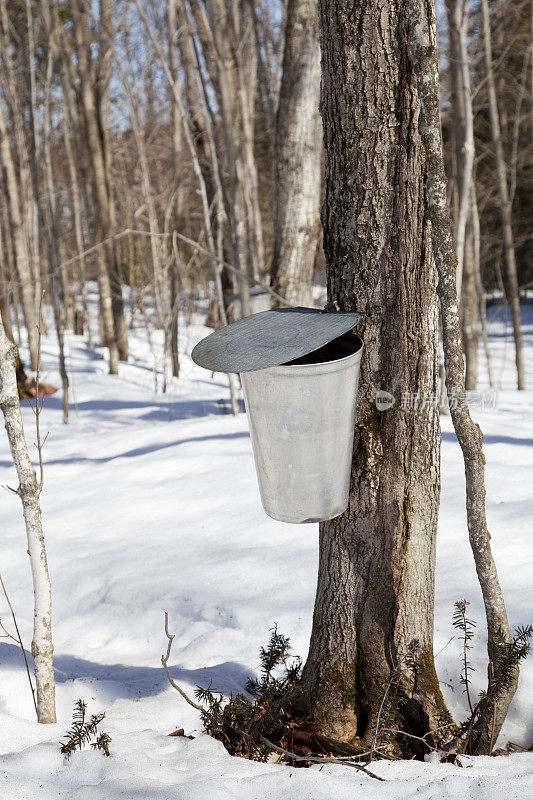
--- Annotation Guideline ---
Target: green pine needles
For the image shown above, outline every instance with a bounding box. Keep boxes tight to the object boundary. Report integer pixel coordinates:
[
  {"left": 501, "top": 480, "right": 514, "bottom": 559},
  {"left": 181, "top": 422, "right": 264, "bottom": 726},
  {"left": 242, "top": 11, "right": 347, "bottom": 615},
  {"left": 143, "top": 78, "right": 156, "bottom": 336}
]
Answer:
[
  {"left": 195, "top": 626, "right": 301, "bottom": 761},
  {"left": 60, "top": 699, "right": 112, "bottom": 760},
  {"left": 452, "top": 600, "right": 532, "bottom": 752},
  {"left": 453, "top": 599, "right": 477, "bottom": 714}
]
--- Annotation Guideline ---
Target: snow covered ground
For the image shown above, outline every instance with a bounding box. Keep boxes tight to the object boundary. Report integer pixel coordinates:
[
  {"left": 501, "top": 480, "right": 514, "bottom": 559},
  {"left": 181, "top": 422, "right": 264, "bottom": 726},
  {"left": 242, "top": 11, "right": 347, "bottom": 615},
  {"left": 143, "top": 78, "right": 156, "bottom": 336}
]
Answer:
[{"left": 1, "top": 295, "right": 532, "bottom": 798}]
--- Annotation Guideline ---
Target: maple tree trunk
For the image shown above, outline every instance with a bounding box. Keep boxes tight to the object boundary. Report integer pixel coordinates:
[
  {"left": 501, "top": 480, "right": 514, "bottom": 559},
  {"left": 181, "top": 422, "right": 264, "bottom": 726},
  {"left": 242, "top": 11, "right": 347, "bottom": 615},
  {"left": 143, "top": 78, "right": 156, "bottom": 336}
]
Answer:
[{"left": 301, "top": 0, "right": 450, "bottom": 752}]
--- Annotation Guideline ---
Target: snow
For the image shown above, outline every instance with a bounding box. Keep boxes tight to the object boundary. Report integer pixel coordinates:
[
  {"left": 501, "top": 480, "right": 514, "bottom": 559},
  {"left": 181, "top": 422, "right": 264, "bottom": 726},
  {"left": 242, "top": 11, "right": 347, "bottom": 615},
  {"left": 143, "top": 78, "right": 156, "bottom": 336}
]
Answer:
[{"left": 1, "top": 294, "right": 532, "bottom": 798}]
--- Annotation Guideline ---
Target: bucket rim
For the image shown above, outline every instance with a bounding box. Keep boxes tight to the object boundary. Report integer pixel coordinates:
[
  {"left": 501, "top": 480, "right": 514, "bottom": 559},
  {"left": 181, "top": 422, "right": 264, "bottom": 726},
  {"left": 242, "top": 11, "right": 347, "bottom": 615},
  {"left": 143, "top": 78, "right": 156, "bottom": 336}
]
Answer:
[{"left": 249, "top": 336, "right": 364, "bottom": 375}]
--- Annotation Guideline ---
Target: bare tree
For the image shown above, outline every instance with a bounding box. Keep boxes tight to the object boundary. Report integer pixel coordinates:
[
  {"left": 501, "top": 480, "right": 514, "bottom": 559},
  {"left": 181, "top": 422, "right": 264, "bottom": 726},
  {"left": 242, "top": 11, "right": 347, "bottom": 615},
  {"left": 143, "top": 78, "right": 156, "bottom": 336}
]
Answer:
[
  {"left": 445, "top": 0, "right": 479, "bottom": 389},
  {"left": 70, "top": 0, "right": 127, "bottom": 368},
  {"left": 408, "top": 0, "right": 518, "bottom": 753},
  {"left": 480, "top": 0, "right": 525, "bottom": 389},
  {"left": 0, "top": 312, "right": 56, "bottom": 723},
  {"left": 0, "top": 100, "right": 39, "bottom": 370},
  {"left": 25, "top": 0, "right": 69, "bottom": 423},
  {"left": 271, "top": 0, "right": 322, "bottom": 308}
]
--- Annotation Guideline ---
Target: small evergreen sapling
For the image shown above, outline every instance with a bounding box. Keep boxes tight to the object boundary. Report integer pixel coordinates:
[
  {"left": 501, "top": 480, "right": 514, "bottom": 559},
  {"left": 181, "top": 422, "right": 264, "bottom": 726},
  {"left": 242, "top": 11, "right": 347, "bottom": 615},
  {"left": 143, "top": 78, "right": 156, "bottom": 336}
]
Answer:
[
  {"left": 453, "top": 599, "right": 476, "bottom": 714},
  {"left": 60, "top": 699, "right": 111, "bottom": 760},
  {"left": 451, "top": 601, "right": 532, "bottom": 753},
  {"left": 195, "top": 627, "right": 301, "bottom": 761}
]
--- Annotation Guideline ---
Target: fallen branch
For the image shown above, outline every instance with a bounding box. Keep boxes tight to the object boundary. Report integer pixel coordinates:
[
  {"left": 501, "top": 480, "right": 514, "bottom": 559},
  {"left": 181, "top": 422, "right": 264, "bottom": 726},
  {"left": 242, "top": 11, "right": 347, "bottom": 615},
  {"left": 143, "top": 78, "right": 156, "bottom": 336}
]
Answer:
[
  {"left": 235, "top": 728, "right": 385, "bottom": 780},
  {"left": 161, "top": 611, "right": 203, "bottom": 712}
]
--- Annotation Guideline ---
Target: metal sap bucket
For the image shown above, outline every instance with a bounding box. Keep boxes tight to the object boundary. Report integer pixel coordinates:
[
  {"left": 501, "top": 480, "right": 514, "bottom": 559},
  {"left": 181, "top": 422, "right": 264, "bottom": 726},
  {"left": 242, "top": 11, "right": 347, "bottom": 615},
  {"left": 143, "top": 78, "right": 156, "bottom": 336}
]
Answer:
[
  {"left": 192, "top": 307, "right": 363, "bottom": 524},
  {"left": 241, "top": 333, "right": 362, "bottom": 523}
]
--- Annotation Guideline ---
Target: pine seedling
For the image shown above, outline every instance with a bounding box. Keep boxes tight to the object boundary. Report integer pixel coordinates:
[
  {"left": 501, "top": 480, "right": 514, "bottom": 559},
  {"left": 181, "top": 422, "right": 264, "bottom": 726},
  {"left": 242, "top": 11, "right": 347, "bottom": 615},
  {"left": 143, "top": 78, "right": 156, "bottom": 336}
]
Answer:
[
  {"left": 60, "top": 699, "right": 111, "bottom": 760},
  {"left": 195, "top": 627, "right": 301, "bottom": 761},
  {"left": 453, "top": 599, "right": 476, "bottom": 714}
]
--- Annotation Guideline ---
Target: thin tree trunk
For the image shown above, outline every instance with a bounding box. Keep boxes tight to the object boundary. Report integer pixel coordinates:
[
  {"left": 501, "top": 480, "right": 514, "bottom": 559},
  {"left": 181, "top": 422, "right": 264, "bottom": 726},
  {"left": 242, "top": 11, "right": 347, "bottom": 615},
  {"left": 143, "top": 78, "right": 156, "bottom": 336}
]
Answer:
[
  {"left": 471, "top": 184, "right": 493, "bottom": 387},
  {"left": 408, "top": 0, "right": 518, "bottom": 754},
  {"left": 0, "top": 102, "right": 38, "bottom": 369},
  {"left": 446, "top": 0, "right": 475, "bottom": 295},
  {"left": 167, "top": 0, "right": 182, "bottom": 378},
  {"left": 462, "top": 220, "right": 478, "bottom": 390},
  {"left": 301, "top": 0, "right": 450, "bottom": 753},
  {"left": 239, "top": 0, "right": 264, "bottom": 283},
  {"left": 205, "top": 0, "right": 255, "bottom": 316},
  {"left": 0, "top": 223, "right": 14, "bottom": 343},
  {"left": 134, "top": 0, "right": 239, "bottom": 414},
  {"left": 70, "top": 0, "right": 126, "bottom": 368},
  {"left": 480, "top": 0, "right": 525, "bottom": 389},
  {"left": 0, "top": 318, "right": 56, "bottom": 723},
  {"left": 445, "top": 0, "right": 478, "bottom": 387},
  {"left": 59, "top": 62, "right": 92, "bottom": 348},
  {"left": 25, "top": 0, "right": 69, "bottom": 424},
  {"left": 271, "top": 0, "right": 321, "bottom": 308}
]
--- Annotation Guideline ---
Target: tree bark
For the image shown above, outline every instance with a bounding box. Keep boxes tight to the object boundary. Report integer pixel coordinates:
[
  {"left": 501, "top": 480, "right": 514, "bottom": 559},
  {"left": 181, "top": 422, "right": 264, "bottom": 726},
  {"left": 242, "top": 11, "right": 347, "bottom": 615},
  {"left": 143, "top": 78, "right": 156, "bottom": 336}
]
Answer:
[
  {"left": 445, "top": 0, "right": 478, "bottom": 388},
  {"left": 205, "top": 0, "right": 262, "bottom": 316},
  {"left": 0, "top": 101, "right": 39, "bottom": 370},
  {"left": 58, "top": 59, "right": 92, "bottom": 349},
  {"left": 462, "top": 219, "right": 479, "bottom": 390},
  {"left": 25, "top": 0, "right": 69, "bottom": 424},
  {"left": 480, "top": 0, "right": 525, "bottom": 389},
  {"left": 445, "top": 0, "right": 475, "bottom": 296},
  {"left": 408, "top": 0, "right": 518, "bottom": 754},
  {"left": 0, "top": 317, "right": 56, "bottom": 723},
  {"left": 168, "top": 0, "right": 182, "bottom": 379},
  {"left": 70, "top": 0, "right": 126, "bottom": 368},
  {"left": 301, "top": 0, "right": 450, "bottom": 752},
  {"left": 271, "top": 0, "right": 321, "bottom": 308}
]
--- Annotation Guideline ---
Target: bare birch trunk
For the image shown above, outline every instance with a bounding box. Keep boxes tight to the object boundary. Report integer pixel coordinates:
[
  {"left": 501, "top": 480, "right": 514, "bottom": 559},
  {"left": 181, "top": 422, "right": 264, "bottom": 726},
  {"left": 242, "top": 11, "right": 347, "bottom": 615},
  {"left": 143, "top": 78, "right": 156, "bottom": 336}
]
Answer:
[
  {"left": 0, "top": 318, "right": 56, "bottom": 723},
  {"left": 0, "top": 102, "right": 38, "bottom": 369},
  {"left": 271, "top": 0, "right": 321, "bottom": 308},
  {"left": 480, "top": 0, "right": 525, "bottom": 389},
  {"left": 0, "top": 223, "right": 14, "bottom": 344},
  {"left": 408, "top": 0, "right": 518, "bottom": 753},
  {"left": 301, "top": 0, "right": 450, "bottom": 753},
  {"left": 26, "top": 0, "right": 69, "bottom": 424}
]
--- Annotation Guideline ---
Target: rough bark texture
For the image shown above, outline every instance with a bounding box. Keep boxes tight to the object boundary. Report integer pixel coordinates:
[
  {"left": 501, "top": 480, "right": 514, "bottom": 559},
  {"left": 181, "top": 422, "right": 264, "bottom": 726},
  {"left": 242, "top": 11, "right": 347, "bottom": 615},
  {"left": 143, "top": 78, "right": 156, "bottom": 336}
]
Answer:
[
  {"left": 480, "top": 0, "right": 525, "bottom": 390},
  {"left": 0, "top": 318, "right": 56, "bottom": 723},
  {"left": 271, "top": 0, "right": 322, "bottom": 308},
  {"left": 301, "top": 0, "right": 449, "bottom": 751},
  {"left": 408, "top": 0, "right": 517, "bottom": 754}
]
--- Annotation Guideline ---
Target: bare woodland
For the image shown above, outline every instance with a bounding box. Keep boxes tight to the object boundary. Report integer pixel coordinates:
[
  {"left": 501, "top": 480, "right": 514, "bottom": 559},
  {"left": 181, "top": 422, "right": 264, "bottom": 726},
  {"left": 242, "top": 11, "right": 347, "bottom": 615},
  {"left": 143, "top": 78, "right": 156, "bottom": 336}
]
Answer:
[{"left": 0, "top": 0, "right": 531, "bottom": 766}]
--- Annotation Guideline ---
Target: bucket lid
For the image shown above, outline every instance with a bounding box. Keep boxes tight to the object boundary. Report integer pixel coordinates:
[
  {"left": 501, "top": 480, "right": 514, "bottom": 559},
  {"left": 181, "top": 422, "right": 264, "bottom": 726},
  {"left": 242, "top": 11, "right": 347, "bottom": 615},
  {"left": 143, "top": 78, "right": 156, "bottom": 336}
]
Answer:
[{"left": 191, "top": 307, "right": 361, "bottom": 373}]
